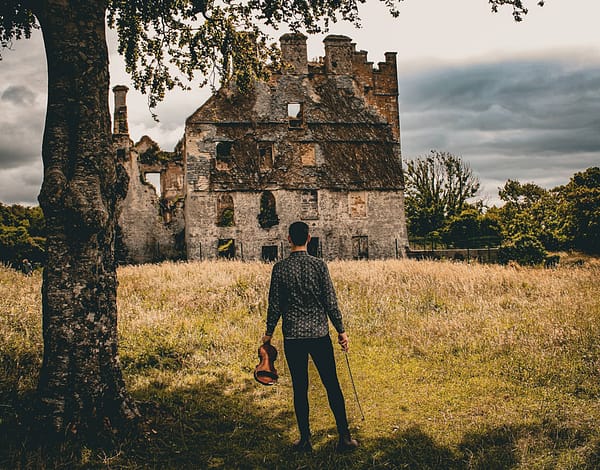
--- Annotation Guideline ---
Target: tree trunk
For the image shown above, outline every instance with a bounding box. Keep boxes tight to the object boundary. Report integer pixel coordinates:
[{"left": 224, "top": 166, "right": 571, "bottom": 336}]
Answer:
[{"left": 33, "top": 0, "right": 138, "bottom": 440}]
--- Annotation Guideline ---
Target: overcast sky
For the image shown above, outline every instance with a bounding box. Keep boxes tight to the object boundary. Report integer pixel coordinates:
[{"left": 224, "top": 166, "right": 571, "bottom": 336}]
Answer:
[{"left": 1, "top": 0, "right": 599, "bottom": 206}]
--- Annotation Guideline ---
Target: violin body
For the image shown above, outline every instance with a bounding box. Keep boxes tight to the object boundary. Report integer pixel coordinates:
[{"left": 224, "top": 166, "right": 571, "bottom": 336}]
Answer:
[{"left": 254, "top": 342, "right": 278, "bottom": 385}]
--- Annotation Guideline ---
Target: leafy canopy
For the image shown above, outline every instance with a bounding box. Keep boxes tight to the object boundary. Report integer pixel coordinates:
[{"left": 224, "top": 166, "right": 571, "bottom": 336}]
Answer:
[
  {"left": 404, "top": 150, "right": 480, "bottom": 237},
  {"left": 557, "top": 167, "right": 600, "bottom": 254},
  {"left": 0, "top": 202, "right": 45, "bottom": 265}
]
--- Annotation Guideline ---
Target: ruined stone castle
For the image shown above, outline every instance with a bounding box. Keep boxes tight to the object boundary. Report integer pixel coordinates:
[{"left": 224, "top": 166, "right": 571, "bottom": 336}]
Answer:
[{"left": 113, "top": 34, "right": 408, "bottom": 264}]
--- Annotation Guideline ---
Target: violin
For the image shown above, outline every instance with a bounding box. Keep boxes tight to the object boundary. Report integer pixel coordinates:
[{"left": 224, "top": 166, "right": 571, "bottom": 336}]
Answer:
[{"left": 254, "top": 341, "right": 279, "bottom": 386}]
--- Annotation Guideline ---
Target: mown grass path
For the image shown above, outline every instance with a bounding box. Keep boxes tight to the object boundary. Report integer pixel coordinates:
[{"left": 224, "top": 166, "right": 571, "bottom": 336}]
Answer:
[{"left": 1, "top": 258, "right": 600, "bottom": 468}]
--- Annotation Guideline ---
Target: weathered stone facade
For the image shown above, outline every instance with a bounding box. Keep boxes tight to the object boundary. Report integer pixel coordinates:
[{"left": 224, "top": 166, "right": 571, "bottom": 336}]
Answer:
[
  {"left": 114, "top": 34, "right": 408, "bottom": 263},
  {"left": 184, "top": 34, "right": 408, "bottom": 261},
  {"left": 113, "top": 87, "right": 185, "bottom": 264}
]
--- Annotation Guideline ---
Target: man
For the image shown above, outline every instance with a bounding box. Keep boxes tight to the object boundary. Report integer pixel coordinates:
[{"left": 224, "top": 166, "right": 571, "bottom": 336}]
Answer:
[{"left": 262, "top": 221, "right": 359, "bottom": 453}]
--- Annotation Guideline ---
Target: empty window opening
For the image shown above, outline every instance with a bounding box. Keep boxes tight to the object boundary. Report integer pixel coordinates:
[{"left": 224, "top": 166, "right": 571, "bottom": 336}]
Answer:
[
  {"left": 216, "top": 141, "right": 232, "bottom": 159},
  {"left": 258, "top": 143, "right": 274, "bottom": 170},
  {"left": 301, "top": 189, "right": 319, "bottom": 220},
  {"left": 216, "top": 142, "right": 232, "bottom": 170},
  {"left": 307, "top": 237, "right": 321, "bottom": 257},
  {"left": 144, "top": 172, "right": 161, "bottom": 196},
  {"left": 216, "top": 194, "right": 235, "bottom": 227},
  {"left": 261, "top": 245, "right": 278, "bottom": 262},
  {"left": 217, "top": 239, "right": 235, "bottom": 259},
  {"left": 288, "top": 103, "right": 304, "bottom": 128},
  {"left": 352, "top": 236, "right": 369, "bottom": 260},
  {"left": 258, "top": 191, "right": 279, "bottom": 229}
]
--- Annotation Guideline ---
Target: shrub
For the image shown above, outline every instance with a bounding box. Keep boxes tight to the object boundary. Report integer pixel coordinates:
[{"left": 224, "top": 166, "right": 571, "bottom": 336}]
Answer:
[
  {"left": 498, "top": 234, "right": 547, "bottom": 266},
  {"left": 0, "top": 225, "right": 45, "bottom": 266}
]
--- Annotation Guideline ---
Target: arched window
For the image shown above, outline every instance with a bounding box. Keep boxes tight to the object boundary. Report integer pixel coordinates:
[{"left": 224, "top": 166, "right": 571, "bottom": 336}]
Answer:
[
  {"left": 258, "top": 191, "right": 279, "bottom": 229},
  {"left": 216, "top": 194, "right": 234, "bottom": 227}
]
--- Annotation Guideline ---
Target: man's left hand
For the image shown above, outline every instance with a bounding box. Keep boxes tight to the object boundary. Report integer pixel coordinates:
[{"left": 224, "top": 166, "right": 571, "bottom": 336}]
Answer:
[
  {"left": 338, "top": 332, "right": 349, "bottom": 352},
  {"left": 262, "top": 334, "right": 272, "bottom": 344}
]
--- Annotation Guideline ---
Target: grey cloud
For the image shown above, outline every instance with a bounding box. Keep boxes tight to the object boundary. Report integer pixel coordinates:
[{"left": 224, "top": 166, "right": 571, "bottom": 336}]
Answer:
[
  {"left": 399, "top": 57, "right": 600, "bottom": 160},
  {"left": 0, "top": 142, "right": 40, "bottom": 168},
  {"left": 400, "top": 59, "right": 600, "bottom": 132},
  {"left": 121, "top": 86, "right": 210, "bottom": 147},
  {"left": 1, "top": 85, "right": 36, "bottom": 105},
  {"left": 0, "top": 32, "right": 47, "bottom": 86},
  {"left": 0, "top": 163, "right": 43, "bottom": 206},
  {"left": 0, "top": 119, "right": 44, "bottom": 168}
]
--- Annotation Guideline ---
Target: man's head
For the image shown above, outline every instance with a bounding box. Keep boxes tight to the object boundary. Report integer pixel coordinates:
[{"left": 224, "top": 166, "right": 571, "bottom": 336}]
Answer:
[{"left": 288, "top": 221, "right": 310, "bottom": 247}]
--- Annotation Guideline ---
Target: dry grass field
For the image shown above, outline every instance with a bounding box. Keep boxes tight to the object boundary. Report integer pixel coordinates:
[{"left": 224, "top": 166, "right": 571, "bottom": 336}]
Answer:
[{"left": 1, "top": 256, "right": 600, "bottom": 469}]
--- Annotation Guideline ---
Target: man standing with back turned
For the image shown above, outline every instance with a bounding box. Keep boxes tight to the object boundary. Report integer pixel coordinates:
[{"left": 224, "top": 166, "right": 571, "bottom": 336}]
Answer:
[{"left": 262, "top": 221, "right": 359, "bottom": 453}]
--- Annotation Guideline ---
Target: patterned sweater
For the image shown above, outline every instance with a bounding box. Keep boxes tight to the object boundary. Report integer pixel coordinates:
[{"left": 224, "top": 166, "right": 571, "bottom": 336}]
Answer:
[{"left": 266, "top": 251, "right": 345, "bottom": 339}]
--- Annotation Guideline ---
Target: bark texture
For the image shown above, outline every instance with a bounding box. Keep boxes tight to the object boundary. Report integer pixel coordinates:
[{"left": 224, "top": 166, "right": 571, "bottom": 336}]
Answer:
[{"left": 33, "top": 0, "right": 138, "bottom": 440}]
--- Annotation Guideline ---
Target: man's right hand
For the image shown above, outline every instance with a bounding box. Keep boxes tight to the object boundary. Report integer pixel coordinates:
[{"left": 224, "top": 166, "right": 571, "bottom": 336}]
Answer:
[{"left": 338, "top": 332, "right": 349, "bottom": 352}]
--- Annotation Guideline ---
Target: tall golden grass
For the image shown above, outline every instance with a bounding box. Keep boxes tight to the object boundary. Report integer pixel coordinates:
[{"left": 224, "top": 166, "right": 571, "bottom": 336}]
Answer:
[{"left": 1, "top": 257, "right": 600, "bottom": 468}]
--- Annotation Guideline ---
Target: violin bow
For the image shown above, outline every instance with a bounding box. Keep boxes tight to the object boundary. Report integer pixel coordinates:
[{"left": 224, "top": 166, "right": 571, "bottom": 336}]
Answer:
[{"left": 344, "top": 351, "right": 365, "bottom": 421}]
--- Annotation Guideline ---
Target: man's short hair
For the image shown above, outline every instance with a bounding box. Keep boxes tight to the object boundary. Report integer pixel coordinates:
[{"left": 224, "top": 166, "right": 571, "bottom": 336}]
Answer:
[{"left": 289, "top": 221, "right": 309, "bottom": 246}]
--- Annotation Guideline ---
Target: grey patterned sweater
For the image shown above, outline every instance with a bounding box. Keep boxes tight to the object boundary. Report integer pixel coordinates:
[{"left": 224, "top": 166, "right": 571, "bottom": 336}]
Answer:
[{"left": 266, "top": 251, "right": 345, "bottom": 339}]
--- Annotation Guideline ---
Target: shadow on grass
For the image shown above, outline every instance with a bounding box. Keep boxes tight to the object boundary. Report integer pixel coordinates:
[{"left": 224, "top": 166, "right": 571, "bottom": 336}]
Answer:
[{"left": 2, "top": 374, "right": 600, "bottom": 469}]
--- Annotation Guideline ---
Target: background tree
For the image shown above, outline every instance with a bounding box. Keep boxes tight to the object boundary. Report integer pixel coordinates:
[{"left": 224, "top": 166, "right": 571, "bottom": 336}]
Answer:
[
  {"left": 497, "top": 180, "right": 569, "bottom": 251},
  {"left": 0, "top": 0, "right": 545, "bottom": 442},
  {"left": 404, "top": 150, "right": 480, "bottom": 239},
  {"left": 556, "top": 167, "right": 600, "bottom": 254},
  {"left": 0, "top": 203, "right": 46, "bottom": 266}
]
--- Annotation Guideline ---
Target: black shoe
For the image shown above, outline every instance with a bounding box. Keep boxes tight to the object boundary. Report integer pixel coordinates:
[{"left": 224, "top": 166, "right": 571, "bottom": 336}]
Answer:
[
  {"left": 292, "top": 439, "right": 312, "bottom": 453},
  {"left": 336, "top": 433, "right": 359, "bottom": 453}
]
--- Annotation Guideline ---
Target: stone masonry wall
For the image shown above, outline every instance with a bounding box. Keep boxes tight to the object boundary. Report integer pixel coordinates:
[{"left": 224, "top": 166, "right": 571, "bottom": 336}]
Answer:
[
  {"left": 117, "top": 138, "right": 185, "bottom": 264},
  {"left": 113, "top": 85, "right": 185, "bottom": 264},
  {"left": 185, "top": 189, "right": 407, "bottom": 260}
]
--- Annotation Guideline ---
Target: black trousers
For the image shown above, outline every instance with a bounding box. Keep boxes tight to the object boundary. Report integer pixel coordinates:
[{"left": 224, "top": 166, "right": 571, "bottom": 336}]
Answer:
[{"left": 284, "top": 335, "right": 349, "bottom": 439}]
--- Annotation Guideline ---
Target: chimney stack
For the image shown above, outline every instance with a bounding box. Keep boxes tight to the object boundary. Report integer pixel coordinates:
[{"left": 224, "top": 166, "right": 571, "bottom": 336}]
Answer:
[
  {"left": 323, "top": 35, "right": 353, "bottom": 75},
  {"left": 112, "top": 85, "right": 129, "bottom": 135},
  {"left": 280, "top": 33, "right": 308, "bottom": 75}
]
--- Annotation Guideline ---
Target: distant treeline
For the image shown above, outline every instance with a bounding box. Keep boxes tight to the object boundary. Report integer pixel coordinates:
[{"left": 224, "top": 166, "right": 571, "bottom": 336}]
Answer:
[
  {"left": 406, "top": 164, "right": 600, "bottom": 264},
  {"left": 0, "top": 203, "right": 45, "bottom": 268}
]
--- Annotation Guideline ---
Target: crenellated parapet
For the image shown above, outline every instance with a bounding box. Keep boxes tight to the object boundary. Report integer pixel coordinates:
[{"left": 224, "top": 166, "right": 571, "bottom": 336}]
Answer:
[{"left": 350, "top": 47, "right": 400, "bottom": 142}]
